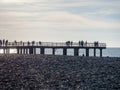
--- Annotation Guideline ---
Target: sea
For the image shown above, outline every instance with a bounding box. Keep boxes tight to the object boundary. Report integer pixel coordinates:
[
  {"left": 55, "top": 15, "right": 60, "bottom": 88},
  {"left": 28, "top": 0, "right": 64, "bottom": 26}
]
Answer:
[
  {"left": 102, "top": 48, "right": 120, "bottom": 57},
  {"left": 53, "top": 48, "right": 120, "bottom": 57},
  {"left": 0, "top": 48, "right": 120, "bottom": 57}
]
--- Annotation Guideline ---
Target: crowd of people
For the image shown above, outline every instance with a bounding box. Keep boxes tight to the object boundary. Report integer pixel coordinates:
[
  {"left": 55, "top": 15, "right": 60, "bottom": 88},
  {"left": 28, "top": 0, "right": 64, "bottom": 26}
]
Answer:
[
  {"left": 0, "top": 39, "right": 41, "bottom": 46},
  {"left": 0, "top": 39, "right": 8, "bottom": 46},
  {"left": 0, "top": 39, "right": 99, "bottom": 47},
  {"left": 66, "top": 41, "right": 99, "bottom": 47}
]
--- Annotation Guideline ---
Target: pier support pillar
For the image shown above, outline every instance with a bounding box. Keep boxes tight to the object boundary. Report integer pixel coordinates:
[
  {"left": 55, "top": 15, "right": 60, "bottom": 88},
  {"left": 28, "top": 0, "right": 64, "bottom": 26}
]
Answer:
[
  {"left": 94, "top": 48, "right": 96, "bottom": 57},
  {"left": 52, "top": 48, "right": 55, "bottom": 55},
  {"left": 20, "top": 48, "right": 22, "bottom": 54},
  {"left": 26, "top": 48, "right": 28, "bottom": 54},
  {"left": 100, "top": 49, "right": 102, "bottom": 57},
  {"left": 74, "top": 48, "right": 79, "bottom": 56},
  {"left": 29, "top": 48, "right": 33, "bottom": 54},
  {"left": 86, "top": 48, "right": 89, "bottom": 57},
  {"left": 41, "top": 48, "right": 44, "bottom": 55},
  {"left": 63, "top": 48, "right": 67, "bottom": 55},
  {"left": 23, "top": 48, "right": 25, "bottom": 54},
  {"left": 17, "top": 48, "right": 19, "bottom": 54}
]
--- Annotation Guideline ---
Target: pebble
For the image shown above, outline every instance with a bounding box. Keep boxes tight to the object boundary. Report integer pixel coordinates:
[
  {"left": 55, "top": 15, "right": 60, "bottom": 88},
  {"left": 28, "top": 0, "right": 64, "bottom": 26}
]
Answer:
[{"left": 0, "top": 54, "right": 120, "bottom": 89}]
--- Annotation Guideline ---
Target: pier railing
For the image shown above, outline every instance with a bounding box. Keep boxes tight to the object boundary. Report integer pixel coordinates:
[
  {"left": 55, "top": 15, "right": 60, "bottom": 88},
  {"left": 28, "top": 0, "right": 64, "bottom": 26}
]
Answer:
[{"left": 0, "top": 41, "right": 106, "bottom": 48}]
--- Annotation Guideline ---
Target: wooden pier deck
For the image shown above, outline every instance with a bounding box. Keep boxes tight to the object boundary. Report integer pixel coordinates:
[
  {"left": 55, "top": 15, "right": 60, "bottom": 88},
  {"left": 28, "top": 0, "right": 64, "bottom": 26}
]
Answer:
[{"left": 0, "top": 41, "right": 106, "bottom": 57}]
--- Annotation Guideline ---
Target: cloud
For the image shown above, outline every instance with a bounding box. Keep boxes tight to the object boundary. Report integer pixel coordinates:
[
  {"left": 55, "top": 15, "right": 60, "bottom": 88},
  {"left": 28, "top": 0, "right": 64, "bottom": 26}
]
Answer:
[
  {"left": 0, "top": 0, "right": 120, "bottom": 46},
  {"left": 1, "top": 0, "right": 119, "bottom": 21},
  {"left": 0, "top": 0, "right": 34, "bottom": 3},
  {"left": 0, "top": 11, "right": 120, "bottom": 30}
]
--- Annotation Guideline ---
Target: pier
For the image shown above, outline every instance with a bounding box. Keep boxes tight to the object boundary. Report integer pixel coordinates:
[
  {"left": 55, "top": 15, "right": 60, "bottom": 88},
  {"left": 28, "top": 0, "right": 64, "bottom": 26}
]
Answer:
[{"left": 0, "top": 41, "right": 106, "bottom": 57}]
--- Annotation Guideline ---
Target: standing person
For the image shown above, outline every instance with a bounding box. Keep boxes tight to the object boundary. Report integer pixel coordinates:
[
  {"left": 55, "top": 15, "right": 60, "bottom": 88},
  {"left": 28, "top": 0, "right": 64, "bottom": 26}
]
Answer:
[
  {"left": 5, "top": 40, "right": 8, "bottom": 46},
  {"left": 39, "top": 41, "right": 41, "bottom": 46},
  {"left": 66, "top": 41, "right": 70, "bottom": 46},
  {"left": 23, "top": 42, "right": 25, "bottom": 46},
  {"left": 71, "top": 41, "right": 73, "bottom": 46},
  {"left": 32, "top": 41, "right": 35, "bottom": 46},
  {"left": 96, "top": 41, "right": 99, "bottom": 47},
  {"left": 81, "top": 40, "right": 84, "bottom": 47},
  {"left": 85, "top": 41, "right": 87, "bottom": 47},
  {"left": 14, "top": 40, "right": 17, "bottom": 46},
  {"left": 0, "top": 40, "right": 2, "bottom": 46},
  {"left": 94, "top": 41, "right": 98, "bottom": 47},
  {"left": 20, "top": 41, "right": 23, "bottom": 46},
  {"left": 79, "top": 41, "right": 81, "bottom": 46},
  {"left": 27, "top": 41, "right": 30, "bottom": 46},
  {"left": 3, "top": 39, "right": 5, "bottom": 46}
]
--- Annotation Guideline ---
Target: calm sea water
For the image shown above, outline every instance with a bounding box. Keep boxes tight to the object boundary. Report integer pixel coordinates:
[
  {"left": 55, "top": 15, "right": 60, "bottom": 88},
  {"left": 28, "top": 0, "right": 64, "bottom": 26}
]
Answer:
[
  {"left": 0, "top": 48, "right": 120, "bottom": 57},
  {"left": 58, "top": 48, "right": 120, "bottom": 57},
  {"left": 102, "top": 48, "right": 120, "bottom": 57},
  {"left": 38, "top": 48, "right": 120, "bottom": 57}
]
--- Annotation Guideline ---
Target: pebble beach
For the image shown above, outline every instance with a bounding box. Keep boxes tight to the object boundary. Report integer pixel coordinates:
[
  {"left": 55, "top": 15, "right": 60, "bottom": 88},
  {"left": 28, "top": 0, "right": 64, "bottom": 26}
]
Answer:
[{"left": 0, "top": 54, "right": 120, "bottom": 90}]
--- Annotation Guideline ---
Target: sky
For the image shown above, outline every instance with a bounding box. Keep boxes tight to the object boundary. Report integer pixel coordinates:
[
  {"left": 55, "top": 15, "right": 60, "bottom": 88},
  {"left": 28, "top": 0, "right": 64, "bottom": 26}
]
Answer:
[{"left": 0, "top": 0, "right": 120, "bottom": 47}]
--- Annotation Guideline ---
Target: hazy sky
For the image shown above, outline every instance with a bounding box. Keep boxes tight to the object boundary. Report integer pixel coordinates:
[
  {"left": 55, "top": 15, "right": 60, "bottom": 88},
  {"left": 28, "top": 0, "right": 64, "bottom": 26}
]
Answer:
[{"left": 0, "top": 0, "right": 120, "bottom": 47}]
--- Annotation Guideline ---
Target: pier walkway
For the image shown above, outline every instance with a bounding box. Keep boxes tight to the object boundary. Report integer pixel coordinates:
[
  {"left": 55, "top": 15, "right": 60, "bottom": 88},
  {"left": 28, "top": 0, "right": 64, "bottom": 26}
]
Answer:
[{"left": 0, "top": 41, "right": 106, "bottom": 57}]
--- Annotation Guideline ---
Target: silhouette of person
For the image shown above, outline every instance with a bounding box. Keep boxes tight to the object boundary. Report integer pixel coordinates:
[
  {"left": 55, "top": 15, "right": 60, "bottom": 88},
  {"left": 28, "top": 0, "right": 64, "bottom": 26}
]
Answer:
[
  {"left": 79, "top": 41, "right": 81, "bottom": 46},
  {"left": 71, "top": 41, "right": 73, "bottom": 46},
  {"left": 0, "top": 40, "right": 2, "bottom": 46},
  {"left": 85, "top": 41, "right": 87, "bottom": 47},
  {"left": 39, "top": 41, "right": 41, "bottom": 46},
  {"left": 27, "top": 41, "right": 30, "bottom": 46},
  {"left": 94, "top": 41, "right": 98, "bottom": 47},
  {"left": 97, "top": 41, "right": 98, "bottom": 47},
  {"left": 81, "top": 40, "right": 84, "bottom": 47},
  {"left": 20, "top": 41, "right": 23, "bottom": 46},
  {"left": 14, "top": 40, "right": 17, "bottom": 46},
  {"left": 66, "top": 41, "right": 70, "bottom": 46},
  {"left": 3, "top": 39, "right": 5, "bottom": 46},
  {"left": 32, "top": 41, "right": 35, "bottom": 46},
  {"left": 5, "top": 40, "right": 8, "bottom": 46},
  {"left": 23, "top": 42, "right": 25, "bottom": 46},
  {"left": 82, "top": 54, "right": 84, "bottom": 57}
]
